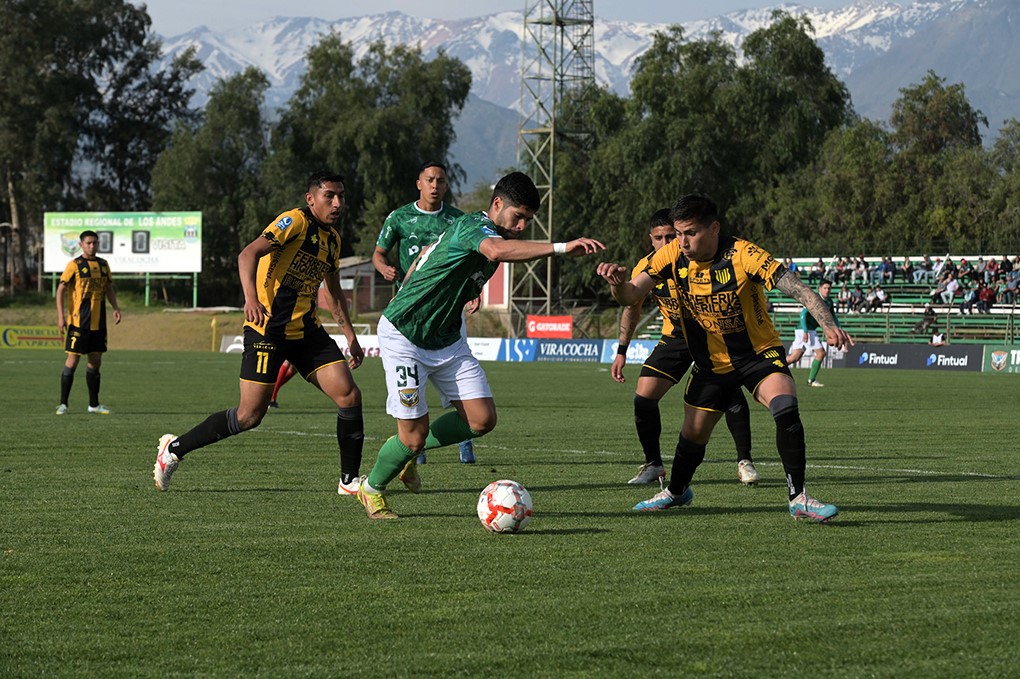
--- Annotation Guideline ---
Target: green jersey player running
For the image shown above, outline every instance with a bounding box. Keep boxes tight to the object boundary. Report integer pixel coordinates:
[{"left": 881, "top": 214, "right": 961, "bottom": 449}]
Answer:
[
  {"left": 373, "top": 161, "right": 477, "bottom": 465},
  {"left": 786, "top": 280, "right": 841, "bottom": 387},
  {"left": 357, "top": 171, "right": 605, "bottom": 519}
]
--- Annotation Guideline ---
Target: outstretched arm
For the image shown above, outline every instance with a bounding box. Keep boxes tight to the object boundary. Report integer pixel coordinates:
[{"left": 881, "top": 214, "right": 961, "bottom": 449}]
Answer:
[
  {"left": 478, "top": 237, "right": 604, "bottom": 262},
  {"left": 777, "top": 271, "right": 853, "bottom": 351},
  {"left": 597, "top": 264, "right": 655, "bottom": 307}
]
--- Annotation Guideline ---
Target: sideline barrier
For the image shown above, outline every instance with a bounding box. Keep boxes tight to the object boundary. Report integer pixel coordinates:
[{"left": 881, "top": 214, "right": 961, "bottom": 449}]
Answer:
[
  {"left": 0, "top": 325, "right": 63, "bottom": 349},
  {"left": 215, "top": 334, "right": 1018, "bottom": 373}
]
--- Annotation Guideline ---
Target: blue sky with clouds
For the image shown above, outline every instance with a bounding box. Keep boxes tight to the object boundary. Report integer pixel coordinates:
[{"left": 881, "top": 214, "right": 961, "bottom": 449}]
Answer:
[{"left": 135, "top": 1, "right": 908, "bottom": 36}]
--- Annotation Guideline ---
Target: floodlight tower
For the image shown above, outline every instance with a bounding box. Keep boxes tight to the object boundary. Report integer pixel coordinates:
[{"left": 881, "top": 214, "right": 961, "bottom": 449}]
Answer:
[{"left": 512, "top": 0, "right": 595, "bottom": 336}]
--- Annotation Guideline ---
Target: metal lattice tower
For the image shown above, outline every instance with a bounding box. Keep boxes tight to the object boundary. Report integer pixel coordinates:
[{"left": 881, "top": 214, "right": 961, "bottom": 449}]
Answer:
[{"left": 512, "top": 0, "right": 595, "bottom": 336}]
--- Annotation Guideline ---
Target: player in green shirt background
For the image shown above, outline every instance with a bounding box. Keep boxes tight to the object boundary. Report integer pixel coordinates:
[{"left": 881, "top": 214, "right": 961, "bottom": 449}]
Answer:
[
  {"left": 357, "top": 171, "right": 605, "bottom": 519},
  {"left": 786, "top": 280, "right": 841, "bottom": 387},
  {"left": 373, "top": 160, "right": 477, "bottom": 465}
]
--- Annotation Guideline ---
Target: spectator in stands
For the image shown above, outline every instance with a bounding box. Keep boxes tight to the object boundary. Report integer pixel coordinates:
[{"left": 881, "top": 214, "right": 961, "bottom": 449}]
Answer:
[
  {"left": 932, "top": 272, "right": 959, "bottom": 305},
  {"left": 999, "top": 254, "right": 1014, "bottom": 279},
  {"left": 784, "top": 258, "right": 801, "bottom": 278},
  {"left": 929, "top": 331, "right": 946, "bottom": 347},
  {"left": 958, "top": 281, "right": 978, "bottom": 314},
  {"left": 958, "top": 258, "right": 975, "bottom": 283},
  {"left": 984, "top": 256, "right": 998, "bottom": 283},
  {"left": 977, "top": 281, "right": 996, "bottom": 313},
  {"left": 914, "top": 254, "right": 935, "bottom": 283},
  {"left": 913, "top": 302, "right": 937, "bottom": 334},
  {"left": 866, "top": 285, "right": 888, "bottom": 313},
  {"left": 851, "top": 256, "right": 869, "bottom": 285},
  {"left": 837, "top": 284, "right": 852, "bottom": 314},
  {"left": 850, "top": 285, "right": 865, "bottom": 313},
  {"left": 940, "top": 257, "right": 957, "bottom": 280},
  {"left": 808, "top": 258, "right": 825, "bottom": 284},
  {"left": 831, "top": 257, "right": 849, "bottom": 283},
  {"left": 900, "top": 256, "right": 914, "bottom": 283}
]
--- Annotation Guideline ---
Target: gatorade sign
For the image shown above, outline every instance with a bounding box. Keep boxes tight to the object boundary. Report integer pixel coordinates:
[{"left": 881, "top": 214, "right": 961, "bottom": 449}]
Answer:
[{"left": 526, "top": 315, "right": 573, "bottom": 338}]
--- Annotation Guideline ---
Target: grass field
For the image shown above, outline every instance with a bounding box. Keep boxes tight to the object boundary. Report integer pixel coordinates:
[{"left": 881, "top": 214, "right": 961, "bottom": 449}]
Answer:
[{"left": 2, "top": 352, "right": 1019, "bottom": 677}]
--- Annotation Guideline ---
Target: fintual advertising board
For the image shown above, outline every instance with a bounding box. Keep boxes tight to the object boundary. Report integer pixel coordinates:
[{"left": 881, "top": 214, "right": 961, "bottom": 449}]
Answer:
[{"left": 44, "top": 212, "right": 202, "bottom": 273}]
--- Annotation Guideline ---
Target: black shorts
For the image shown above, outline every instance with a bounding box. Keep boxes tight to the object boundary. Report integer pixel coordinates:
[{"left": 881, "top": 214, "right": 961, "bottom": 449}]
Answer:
[
  {"left": 639, "top": 336, "right": 693, "bottom": 384},
  {"left": 64, "top": 324, "right": 107, "bottom": 355},
  {"left": 239, "top": 326, "right": 346, "bottom": 384},
  {"left": 684, "top": 346, "right": 792, "bottom": 412}
]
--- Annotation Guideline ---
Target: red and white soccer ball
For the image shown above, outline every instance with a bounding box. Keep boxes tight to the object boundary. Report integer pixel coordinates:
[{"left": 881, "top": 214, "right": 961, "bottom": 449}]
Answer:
[{"left": 477, "top": 480, "right": 533, "bottom": 534}]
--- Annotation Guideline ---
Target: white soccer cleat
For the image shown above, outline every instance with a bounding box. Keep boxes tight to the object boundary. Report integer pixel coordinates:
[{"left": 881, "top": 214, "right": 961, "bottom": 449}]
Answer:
[
  {"left": 628, "top": 462, "right": 666, "bottom": 485},
  {"left": 153, "top": 434, "right": 180, "bottom": 491},
  {"left": 807, "top": 380, "right": 825, "bottom": 388},
  {"left": 55, "top": 404, "right": 68, "bottom": 415},
  {"left": 87, "top": 404, "right": 112, "bottom": 414},
  {"left": 737, "top": 459, "right": 760, "bottom": 486},
  {"left": 337, "top": 475, "right": 365, "bottom": 496}
]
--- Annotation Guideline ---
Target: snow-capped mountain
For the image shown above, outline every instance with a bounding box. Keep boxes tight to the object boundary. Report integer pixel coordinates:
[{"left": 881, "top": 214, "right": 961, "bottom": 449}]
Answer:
[
  {"left": 158, "top": 1, "right": 1012, "bottom": 185},
  {"left": 159, "top": 1, "right": 976, "bottom": 112}
]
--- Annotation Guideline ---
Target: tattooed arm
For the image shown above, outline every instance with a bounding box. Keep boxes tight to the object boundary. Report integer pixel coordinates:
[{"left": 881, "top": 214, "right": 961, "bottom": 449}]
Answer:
[{"left": 776, "top": 270, "right": 854, "bottom": 351}]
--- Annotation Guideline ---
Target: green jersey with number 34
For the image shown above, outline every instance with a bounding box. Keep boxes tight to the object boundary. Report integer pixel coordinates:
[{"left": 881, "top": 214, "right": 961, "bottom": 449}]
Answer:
[{"left": 383, "top": 211, "right": 500, "bottom": 349}]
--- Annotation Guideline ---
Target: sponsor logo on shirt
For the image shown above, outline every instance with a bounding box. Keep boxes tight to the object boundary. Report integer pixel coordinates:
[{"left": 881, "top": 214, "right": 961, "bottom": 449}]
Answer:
[{"left": 275, "top": 216, "right": 293, "bottom": 230}]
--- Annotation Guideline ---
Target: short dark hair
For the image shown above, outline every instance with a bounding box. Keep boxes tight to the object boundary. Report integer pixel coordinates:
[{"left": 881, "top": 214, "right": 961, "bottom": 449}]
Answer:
[
  {"left": 649, "top": 208, "right": 672, "bottom": 229},
  {"left": 307, "top": 170, "right": 344, "bottom": 192},
  {"left": 669, "top": 193, "right": 718, "bottom": 226},
  {"left": 419, "top": 160, "right": 447, "bottom": 174},
  {"left": 80, "top": 230, "right": 98, "bottom": 241},
  {"left": 491, "top": 172, "right": 540, "bottom": 211}
]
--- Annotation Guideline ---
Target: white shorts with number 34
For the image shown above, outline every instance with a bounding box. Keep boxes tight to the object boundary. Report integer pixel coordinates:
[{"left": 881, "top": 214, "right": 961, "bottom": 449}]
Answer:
[{"left": 378, "top": 315, "right": 492, "bottom": 420}]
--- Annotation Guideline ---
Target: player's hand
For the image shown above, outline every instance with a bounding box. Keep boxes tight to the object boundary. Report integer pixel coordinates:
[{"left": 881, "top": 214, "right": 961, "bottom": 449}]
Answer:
[
  {"left": 347, "top": 337, "right": 365, "bottom": 370},
  {"left": 824, "top": 326, "right": 854, "bottom": 352},
  {"left": 611, "top": 353, "right": 627, "bottom": 383},
  {"left": 565, "top": 238, "right": 605, "bottom": 256},
  {"left": 113, "top": 309, "right": 122, "bottom": 325},
  {"left": 244, "top": 297, "right": 270, "bottom": 326},
  {"left": 596, "top": 263, "right": 629, "bottom": 286},
  {"left": 379, "top": 264, "right": 398, "bottom": 282},
  {"left": 464, "top": 297, "right": 481, "bottom": 314},
  {"left": 57, "top": 319, "right": 65, "bottom": 336}
]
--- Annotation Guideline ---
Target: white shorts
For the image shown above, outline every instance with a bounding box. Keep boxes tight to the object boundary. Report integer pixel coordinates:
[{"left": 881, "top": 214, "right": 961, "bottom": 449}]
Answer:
[
  {"left": 790, "top": 330, "right": 823, "bottom": 352},
  {"left": 378, "top": 315, "right": 492, "bottom": 420}
]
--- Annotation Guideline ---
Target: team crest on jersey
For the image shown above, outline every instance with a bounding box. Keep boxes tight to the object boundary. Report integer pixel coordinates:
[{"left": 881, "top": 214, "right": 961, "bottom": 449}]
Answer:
[
  {"left": 722, "top": 248, "right": 736, "bottom": 260},
  {"left": 714, "top": 269, "right": 732, "bottom": 285},
  {"left": 275, "top": 216, "right": 293, "bottom": 230},
  {"left": 399, "top": 388, "right": 420, "bottom": 407},
  {"left": 678, "top": 267, "right": 688, "bottom": 279}
]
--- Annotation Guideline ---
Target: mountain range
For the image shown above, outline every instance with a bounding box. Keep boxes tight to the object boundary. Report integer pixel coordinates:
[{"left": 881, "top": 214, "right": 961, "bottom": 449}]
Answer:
[{"left": 157, "top": 0, "right": 1017, "bottom": 188}]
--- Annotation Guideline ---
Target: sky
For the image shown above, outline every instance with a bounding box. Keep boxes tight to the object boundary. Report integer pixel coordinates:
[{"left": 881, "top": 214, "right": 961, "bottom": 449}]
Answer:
[{"left": 135, "top": 0, "right": 909, "bottom": 37}]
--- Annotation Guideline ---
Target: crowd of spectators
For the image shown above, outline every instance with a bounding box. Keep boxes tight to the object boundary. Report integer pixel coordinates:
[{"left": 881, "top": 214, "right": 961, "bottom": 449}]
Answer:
[{"left": 786, "top": 254, "right": 1019, "bottom": 314}]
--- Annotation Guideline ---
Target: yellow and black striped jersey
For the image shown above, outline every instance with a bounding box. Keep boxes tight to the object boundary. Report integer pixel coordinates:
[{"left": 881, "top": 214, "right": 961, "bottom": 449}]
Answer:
[
  {"left": 645, "top": 235, "right": 788, "bottom": 374},
  {"left": 244, "top": 207, "right": 342, "bottom": 340},
  {"left": 60, "top": 256, "right": 112, "bottom": 331},
  {"left": 631, "top": 252, "right": 681, "bottom": 338}
]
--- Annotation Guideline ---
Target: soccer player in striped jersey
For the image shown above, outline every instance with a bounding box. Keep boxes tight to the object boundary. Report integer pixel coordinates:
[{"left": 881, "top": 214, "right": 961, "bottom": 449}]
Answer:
[
  {"left": 612, "top": 209, "right": 758, "bottom": 487},
  {"left": 55, "top": 230, "right": 122, "bottom": 414},
  {"left": 374, "top": 161, "right": 477, "bottom": 465},
  {"left": 598, "top": 194, "right": 853, "bottom": 522},
  {"left": 154, "top": 171, "right": 367, "bottom": 495},
  {"left": 356, "top": 172, "right": 604, "bottom": 519}
]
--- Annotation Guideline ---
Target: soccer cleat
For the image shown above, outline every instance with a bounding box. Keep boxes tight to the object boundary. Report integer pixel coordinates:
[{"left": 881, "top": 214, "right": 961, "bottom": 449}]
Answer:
[
  {"left": 788, "top": 492, "right": 839, "bottom": 522},
  {"left": 737, "top": 459, "right": 760, "bottom": 486},
  {"left": 632, "top": 486, "right": 694, "bottom": 512},
  {"left": 357, "top": 485, "right": 398, "bottom": 520},
  {"left": 459, "top": 440, "right": 476, "bottom": 464},
  {"left": 337, "top": 475, "right": 364, "bottom": 496},
  {"left": 87, "top": 404, "right": 112, "bottom": 414},
  {"left": 416, "top": 453, "right": 427, "bottom": 465},
  {"left": 267, "top": 400, "right": 280, "bottom": 409},
  {"left": 55, "top": 404, "right": 68, "bottom": 415},
  {"left": 628, "top": 462, "right": 666, "bottom": 485},
  {"left": 153, "top": 434, "right": 180, "bottom": 491},
  {"left": 399, "top": 459, "right": 423, "bottom": 494},
  {"left": 807, "top": 380, "right": 825, "bottom": 388}
]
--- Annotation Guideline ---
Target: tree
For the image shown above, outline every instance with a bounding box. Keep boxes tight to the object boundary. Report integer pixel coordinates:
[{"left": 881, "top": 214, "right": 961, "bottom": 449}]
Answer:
[
  {"left": 891, "top": 71, "right": 987, "bottom": 156},
  {"left": 264, "top": 35, "right": 472, "bottom": 257},
  {"left": 152, "top": 69, "right": 271, "bottom": 304},
  {"left": 0, "top": 0, "right": 200, "bottom": 290}
]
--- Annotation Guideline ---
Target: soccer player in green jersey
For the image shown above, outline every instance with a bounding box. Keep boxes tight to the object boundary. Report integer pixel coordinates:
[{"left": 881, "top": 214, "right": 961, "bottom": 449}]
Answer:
[
  {"left": 373, "top": 161, "right": 477, "bottom": 465},
  {"left": 357, "top": 172, "right": 605, "bottom": 519},
  {"left": 786, "top": 280, "right": 841, "bottom": 387}
]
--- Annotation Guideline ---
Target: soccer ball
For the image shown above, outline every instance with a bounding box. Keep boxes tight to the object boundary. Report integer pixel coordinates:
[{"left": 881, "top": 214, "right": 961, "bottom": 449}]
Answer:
[{"left": 477, "top": 480, "right": 533, "bottom": 534}]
